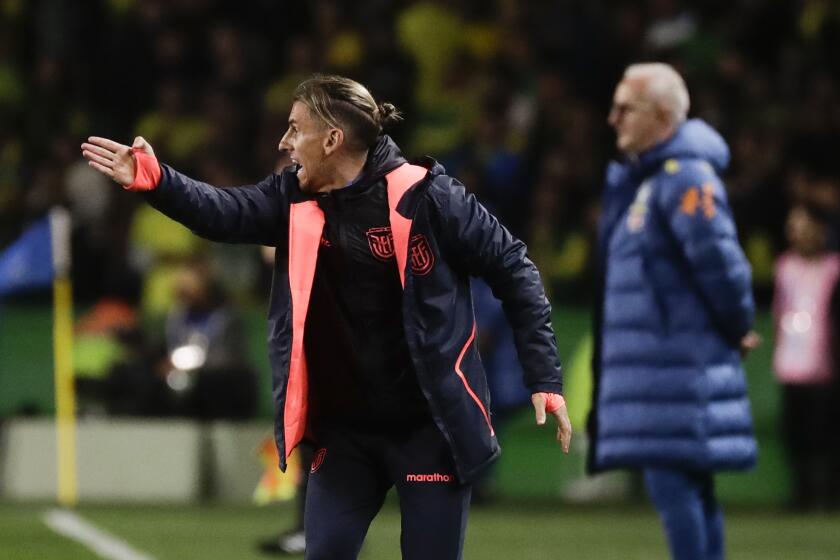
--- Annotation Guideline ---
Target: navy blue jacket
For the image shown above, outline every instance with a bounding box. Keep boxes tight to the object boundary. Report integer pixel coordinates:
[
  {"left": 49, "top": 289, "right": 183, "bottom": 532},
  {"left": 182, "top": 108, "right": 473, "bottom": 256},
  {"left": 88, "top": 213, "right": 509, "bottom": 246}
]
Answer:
[
  {"left": 588, "top": 120, "right": 757, "bottom": 473},
  {"left": 145, "top": 136, "right": 562, "bottom": 482}
]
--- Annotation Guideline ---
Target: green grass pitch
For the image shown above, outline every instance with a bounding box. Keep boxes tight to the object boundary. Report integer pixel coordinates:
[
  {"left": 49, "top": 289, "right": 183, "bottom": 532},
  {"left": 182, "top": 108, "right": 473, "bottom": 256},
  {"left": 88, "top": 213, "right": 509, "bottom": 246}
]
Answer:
[{"left": 2, "top": 501, "right": 839, "bottom": 559}]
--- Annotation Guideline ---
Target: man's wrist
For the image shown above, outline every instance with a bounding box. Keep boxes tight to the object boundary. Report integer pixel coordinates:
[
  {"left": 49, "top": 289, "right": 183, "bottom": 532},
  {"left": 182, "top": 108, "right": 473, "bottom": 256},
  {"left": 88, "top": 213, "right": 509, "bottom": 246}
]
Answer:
[
  {"left": 125, "top": 148, "right": 162, "bottom": 191},
  {"left": 535, "top": 392, "right": 565, "bottom": 413}
]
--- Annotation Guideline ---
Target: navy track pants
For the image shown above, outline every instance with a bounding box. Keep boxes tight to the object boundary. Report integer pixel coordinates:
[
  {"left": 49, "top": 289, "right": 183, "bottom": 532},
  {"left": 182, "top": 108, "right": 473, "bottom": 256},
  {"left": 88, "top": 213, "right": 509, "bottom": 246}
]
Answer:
[{"left": 303, "top": 422, "right": 471, "bottom": 560}]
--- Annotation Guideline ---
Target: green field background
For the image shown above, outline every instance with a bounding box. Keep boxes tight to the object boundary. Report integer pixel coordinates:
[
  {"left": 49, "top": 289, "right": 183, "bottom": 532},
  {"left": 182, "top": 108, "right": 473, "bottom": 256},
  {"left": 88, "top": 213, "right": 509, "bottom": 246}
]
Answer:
[
  {"left": 0, "top": 304, "right": 786, "bottom": 504},
  {"left": 3, "top": 502, "right": 840, "bottom": 560}
]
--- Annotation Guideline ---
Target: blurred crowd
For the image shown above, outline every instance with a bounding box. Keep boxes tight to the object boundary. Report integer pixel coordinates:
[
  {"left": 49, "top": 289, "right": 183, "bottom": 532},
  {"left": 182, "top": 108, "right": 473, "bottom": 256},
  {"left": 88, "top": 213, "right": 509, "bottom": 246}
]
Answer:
[
  {"left": 3, "top": 0, "right": 840, "bottom": 307},
  {"left": 2, "top": 1, "right": 840, "bottom": 420}
]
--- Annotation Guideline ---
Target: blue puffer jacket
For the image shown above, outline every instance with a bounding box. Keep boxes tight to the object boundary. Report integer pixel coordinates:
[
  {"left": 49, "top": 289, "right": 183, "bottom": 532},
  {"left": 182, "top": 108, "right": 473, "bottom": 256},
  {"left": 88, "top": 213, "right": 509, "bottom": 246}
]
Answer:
[{"left": 588, "top": 119, "right": 757, "bottom": 473}]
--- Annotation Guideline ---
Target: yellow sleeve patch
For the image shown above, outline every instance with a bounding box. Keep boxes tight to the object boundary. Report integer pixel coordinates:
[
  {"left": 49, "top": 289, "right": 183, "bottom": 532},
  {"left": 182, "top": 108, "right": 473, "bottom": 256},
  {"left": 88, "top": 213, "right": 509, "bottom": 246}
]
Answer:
[{"left": 664, "top": 159, "right": 681, "bottom": 174}]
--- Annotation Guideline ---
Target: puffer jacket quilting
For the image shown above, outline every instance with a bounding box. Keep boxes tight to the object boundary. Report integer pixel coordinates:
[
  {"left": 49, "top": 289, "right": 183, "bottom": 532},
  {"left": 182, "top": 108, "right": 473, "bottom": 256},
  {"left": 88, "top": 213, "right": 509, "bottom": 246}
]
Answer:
[{"left": 589, "top": 120, "right": 757, "bottom": 473}]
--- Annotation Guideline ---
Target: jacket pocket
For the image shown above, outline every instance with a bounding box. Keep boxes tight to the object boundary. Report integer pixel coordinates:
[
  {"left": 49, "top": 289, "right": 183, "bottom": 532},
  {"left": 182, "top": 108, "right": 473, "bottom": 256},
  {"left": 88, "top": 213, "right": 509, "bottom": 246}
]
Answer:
[{"left": 454, "top": 324, "right": 495, "bottom": 437}]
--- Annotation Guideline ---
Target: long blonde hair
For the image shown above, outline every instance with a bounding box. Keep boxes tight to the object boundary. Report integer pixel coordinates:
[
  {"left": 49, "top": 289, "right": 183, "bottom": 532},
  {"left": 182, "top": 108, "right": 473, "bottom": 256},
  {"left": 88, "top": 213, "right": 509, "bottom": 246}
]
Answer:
[{"left": 293, "top": 74, "right": 402, "bottom": 152}]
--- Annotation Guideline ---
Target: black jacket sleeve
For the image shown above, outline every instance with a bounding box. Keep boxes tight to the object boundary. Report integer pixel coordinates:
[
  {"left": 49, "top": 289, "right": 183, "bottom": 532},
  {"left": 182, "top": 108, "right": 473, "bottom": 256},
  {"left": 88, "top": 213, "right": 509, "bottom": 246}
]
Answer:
[
  {"left": 143, "top": 164, "right": 287, "bottom": 246},
  {"left": 435, "top": 176, "right": 563, "bottom": 394}
]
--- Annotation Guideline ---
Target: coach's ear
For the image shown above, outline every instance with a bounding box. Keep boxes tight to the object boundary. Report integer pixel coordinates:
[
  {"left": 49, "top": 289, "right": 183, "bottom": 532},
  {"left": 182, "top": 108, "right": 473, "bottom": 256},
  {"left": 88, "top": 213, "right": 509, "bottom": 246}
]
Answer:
[{"left": 323, "top": 127, "right": 345, "bottom": 156}]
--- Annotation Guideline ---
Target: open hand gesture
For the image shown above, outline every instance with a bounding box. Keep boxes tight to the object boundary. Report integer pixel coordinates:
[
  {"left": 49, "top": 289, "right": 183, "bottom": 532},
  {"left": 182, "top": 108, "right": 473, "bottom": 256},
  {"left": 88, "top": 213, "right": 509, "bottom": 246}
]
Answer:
[{"left": 81, "top": 136, "right": 155, "bottom": 187}]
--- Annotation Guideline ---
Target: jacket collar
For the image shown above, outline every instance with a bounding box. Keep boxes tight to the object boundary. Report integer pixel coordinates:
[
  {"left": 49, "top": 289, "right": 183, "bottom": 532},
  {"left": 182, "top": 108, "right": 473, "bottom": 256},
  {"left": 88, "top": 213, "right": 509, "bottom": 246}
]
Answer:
[{"left": 620, "top": 118, "right": 730, "bottom": 178}]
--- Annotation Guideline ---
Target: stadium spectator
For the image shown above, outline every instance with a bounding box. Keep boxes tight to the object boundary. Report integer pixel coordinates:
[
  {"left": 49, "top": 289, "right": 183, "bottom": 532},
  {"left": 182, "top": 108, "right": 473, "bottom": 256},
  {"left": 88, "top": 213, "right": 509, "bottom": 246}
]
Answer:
[
  {"left": 773, "top": 203, "right": 840, "bottom": 511},
  {"left": 587, "top": 63, "right": 759, "bottom": 560},
  {"left": 832, "top": 270, "right": 840, "bottom": 511},
  {"left": 3, "top": 1, "right": 839, "bottom": 301},
  {"left": 160, "top": 259, "right": 258, "bottom": 420},
  {"left": 81, "top": 74, "right": 571, "bottom": 560}
]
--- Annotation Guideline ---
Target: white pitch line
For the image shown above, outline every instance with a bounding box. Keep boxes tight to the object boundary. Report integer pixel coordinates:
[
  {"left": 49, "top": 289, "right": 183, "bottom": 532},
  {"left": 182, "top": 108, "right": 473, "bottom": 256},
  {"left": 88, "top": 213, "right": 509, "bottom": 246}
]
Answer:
[{"left": 43, "top": 509, "right": 156, "bottom": 560}]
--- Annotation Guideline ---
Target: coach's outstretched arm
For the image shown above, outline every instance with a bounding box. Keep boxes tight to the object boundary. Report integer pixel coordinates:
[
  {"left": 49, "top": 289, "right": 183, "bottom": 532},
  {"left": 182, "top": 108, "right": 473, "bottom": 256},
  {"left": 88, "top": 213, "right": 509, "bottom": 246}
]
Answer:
[{"left": 81, "top": 136, "right": 284, "bottom": 246}]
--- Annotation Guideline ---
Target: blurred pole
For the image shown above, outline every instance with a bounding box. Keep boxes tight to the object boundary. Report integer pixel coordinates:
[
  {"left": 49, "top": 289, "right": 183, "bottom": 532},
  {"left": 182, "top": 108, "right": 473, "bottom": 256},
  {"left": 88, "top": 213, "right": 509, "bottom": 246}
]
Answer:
[{"left": 51, "top": 207, "right": 77, "bottom": 507}]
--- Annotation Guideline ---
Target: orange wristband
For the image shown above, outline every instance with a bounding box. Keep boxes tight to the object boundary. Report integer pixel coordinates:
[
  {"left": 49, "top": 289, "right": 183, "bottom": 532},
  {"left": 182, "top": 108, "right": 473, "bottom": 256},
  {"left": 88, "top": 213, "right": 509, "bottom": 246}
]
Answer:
[
  {"left": 125, "top": 148, "right": 161, "bottom": 192},
  {"left": 537, "top": 392, "right": 565, "bottom": 413}
]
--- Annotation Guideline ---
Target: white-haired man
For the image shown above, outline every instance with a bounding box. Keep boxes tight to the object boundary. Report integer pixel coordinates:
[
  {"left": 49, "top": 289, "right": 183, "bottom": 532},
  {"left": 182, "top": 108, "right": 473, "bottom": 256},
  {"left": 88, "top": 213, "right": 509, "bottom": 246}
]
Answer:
[{"left": 588, "top": 63, "right": 760, "bottom": 560}]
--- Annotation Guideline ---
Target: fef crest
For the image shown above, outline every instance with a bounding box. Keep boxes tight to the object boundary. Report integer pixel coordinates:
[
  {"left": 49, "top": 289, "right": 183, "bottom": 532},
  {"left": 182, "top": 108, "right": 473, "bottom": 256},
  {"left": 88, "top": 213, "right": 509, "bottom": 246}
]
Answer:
[
  {"left": 366, "top": 227, "right": 395, "bottom": 261},
  {"left": 409, "top": 234, "right": 434, "bottom": 275}
]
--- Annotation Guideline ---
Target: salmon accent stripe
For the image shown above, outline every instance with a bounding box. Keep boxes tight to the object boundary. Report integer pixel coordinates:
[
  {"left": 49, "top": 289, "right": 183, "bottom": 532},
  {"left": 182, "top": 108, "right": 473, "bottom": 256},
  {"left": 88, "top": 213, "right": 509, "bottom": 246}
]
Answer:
[
  {"left": 285, "top": 201, "right": 325, "bottom": 458},
  {"left": 385, "top": 164, "right": 428, "bottom": 287},
  {"left": 454, "top": 322, "right": 495, "bottom": 436}
]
